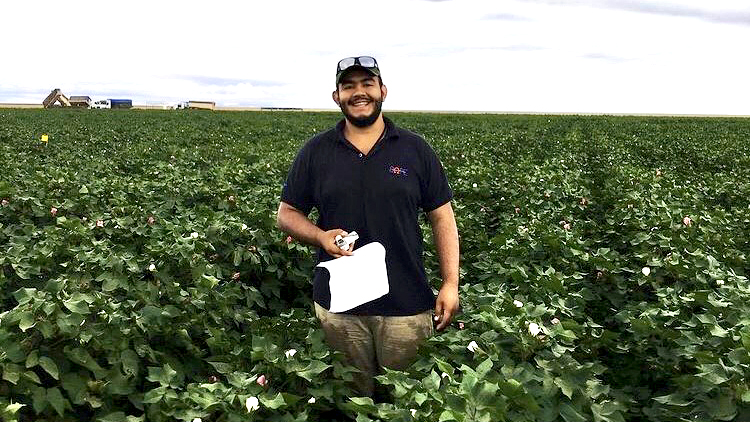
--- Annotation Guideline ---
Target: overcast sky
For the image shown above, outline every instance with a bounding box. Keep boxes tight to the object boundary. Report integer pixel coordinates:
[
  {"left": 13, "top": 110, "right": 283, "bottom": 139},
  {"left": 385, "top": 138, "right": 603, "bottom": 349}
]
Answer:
[{"left": 1, "top": 0, "right": 748, "bottom": 114}]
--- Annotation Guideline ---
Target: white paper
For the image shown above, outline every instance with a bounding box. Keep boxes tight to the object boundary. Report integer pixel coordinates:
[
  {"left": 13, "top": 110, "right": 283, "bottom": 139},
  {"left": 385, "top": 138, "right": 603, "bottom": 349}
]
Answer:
[{"left": 316, "top": 242, "right": 389, "bottom": 313}]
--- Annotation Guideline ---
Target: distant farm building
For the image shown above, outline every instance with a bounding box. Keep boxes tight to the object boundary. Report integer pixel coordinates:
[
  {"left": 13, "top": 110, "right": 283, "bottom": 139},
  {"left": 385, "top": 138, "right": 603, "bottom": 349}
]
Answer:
[
  {"left": 43, "top": 89, "right": 71, "bottom": 108},
  {"left": 188, "top": 101, "right": 216, "bottom": 110},
  {"left": 69, "top": 96, "right": 92, "bottom": 108}
]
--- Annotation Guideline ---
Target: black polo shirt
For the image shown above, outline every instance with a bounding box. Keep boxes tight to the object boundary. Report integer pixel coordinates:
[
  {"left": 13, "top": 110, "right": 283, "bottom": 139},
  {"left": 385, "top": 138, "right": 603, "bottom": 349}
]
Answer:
[{"left": 281, "top": 117, "right": 453, "bottom": 316}]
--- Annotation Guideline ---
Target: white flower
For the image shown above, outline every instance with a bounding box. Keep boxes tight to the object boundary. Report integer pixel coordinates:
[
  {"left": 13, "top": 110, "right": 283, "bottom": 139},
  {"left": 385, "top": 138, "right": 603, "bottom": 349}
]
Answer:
[
  {"left": 191, "top": 232, "right": 199, "bottom": 239},
  {"left": 411, "top": 408, "right": 417, "bottom": 417},
  {"left": 472, "top": 183, "right": 477, "bottom": 188},
  {"left": 285, "top": 349, "right": 297, "bottom": 358},
  {"left": 551, "top": 317, "right": 561, "bottom": 325},
  {"left": 246, "top": 396, "right": 260, "bottom": 412},
  {"left": 192, "top": 418, "right": 202, "bottom": 422},
  {"left": 308, "top": 397, "right": 316, "bottom": 404},
  {"left": 467, "top": 340, "right": 480, "bottom": 353},
  {"left": 717, "top": 280, "right": 725, "bottom": 286},
  {"left": 513, "top": 300, "right": 523, "bottom": 308},
  {"left": 642, "top": 267, "right": 651, "bottom": 276},
  {"left": 241, "top": 223, "right": 248, "bottom": 231},
  {"left": 441, "top": 372, "right": 450, "bottom": 379},
  {"left": 148, "top": 263, "right": 156, "bottom": 272},
  {"left": 528, "top": 322, "right": 542, "bottom": 336}
]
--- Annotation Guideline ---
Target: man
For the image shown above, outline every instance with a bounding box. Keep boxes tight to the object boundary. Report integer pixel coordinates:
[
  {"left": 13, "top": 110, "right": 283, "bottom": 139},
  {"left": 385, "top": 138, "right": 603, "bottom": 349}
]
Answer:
[{"left": 276, "top": 56, "right": 459, "bottom": 397}]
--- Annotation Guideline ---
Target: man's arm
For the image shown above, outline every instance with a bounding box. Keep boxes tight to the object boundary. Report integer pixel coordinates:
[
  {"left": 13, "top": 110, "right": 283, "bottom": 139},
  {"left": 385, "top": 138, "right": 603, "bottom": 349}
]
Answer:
[
  {"left": 276, "top": 201, "right": 353, "bottom": 258},
  {"left": 427, "top": 201, "right": 460, "bottom": 331}
]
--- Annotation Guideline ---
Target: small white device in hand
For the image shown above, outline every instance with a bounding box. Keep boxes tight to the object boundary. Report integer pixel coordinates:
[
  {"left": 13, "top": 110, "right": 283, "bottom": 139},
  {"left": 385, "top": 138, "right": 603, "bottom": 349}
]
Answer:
[{"left": 334, "top": 231, "right": 359, "bottom": 250}]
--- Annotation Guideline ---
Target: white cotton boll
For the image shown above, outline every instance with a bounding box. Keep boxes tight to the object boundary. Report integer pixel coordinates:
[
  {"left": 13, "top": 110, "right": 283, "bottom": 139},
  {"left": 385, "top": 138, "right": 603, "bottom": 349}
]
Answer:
[
  {"left": 191, "top": 232, "right": 199, "bottom": 239},
  {"left": 513, "top": 300, "right": 523, "bottom": 308},
  {"left": 467, "top": 340, "right": 480, "bottom": 352},
  {"left": 642, "top": 267, "right": 651, "bottom": 276},
  {"left": 285, "top": 349, "right": 297, "bottom": 358},
  {"left": 308, "top": 397, "right": 316, "bottom": 404},
  {"left": 246, "top": 396, "right": 260, "bottom": 412},
  {"left": 528, "top": 322, "right": 542, "bottom": 336},
  {"left": 148, "top": 263, "right": 156, "bottom": 272}
]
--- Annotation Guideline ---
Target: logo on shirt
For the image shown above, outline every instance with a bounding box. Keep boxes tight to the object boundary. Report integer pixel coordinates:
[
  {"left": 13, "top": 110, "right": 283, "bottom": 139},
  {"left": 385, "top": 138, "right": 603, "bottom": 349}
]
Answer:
[{"left": 389, "top": 165, "right": 408, "bottom": 176}]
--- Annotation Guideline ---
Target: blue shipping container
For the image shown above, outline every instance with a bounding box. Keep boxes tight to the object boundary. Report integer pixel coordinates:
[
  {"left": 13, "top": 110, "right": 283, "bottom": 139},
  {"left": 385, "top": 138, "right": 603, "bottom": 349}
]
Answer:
[{"left": 109, "top": 99, "right": 133, "bottom": 109}]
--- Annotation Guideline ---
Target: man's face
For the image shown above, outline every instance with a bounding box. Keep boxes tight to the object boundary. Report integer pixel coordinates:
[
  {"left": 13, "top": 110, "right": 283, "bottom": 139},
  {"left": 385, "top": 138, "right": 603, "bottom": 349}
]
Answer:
[{"left": 333, "top": 69, "right": 387, "bottom": 128}]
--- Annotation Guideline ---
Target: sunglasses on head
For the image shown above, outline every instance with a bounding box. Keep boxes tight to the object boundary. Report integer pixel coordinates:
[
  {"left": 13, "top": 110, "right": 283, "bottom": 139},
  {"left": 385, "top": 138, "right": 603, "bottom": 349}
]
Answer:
[{"left": 337, "top": 56, "right": 379, "bottom": 73}]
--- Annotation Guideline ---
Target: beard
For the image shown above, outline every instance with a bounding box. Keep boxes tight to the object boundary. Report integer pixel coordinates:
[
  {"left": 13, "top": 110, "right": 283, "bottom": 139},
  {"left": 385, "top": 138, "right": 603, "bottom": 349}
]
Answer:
[{"left": 340, "top": 96, "right": 383, "bottom": 128}]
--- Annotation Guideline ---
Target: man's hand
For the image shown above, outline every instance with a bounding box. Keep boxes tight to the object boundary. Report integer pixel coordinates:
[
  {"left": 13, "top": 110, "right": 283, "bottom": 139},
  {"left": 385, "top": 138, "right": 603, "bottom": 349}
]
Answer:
[
  {"left": 434, "top": 283, "right": 459, "bottom": 331},
  {"left": 317, "top": 229, "right": 355, "bottom": 258}
]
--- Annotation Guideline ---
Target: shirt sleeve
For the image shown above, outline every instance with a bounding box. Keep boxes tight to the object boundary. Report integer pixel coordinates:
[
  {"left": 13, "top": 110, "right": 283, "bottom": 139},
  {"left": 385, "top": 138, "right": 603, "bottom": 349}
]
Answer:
[
  {"left": 419, "top": 140, "right": 453, "bottom": 212},
  {"left": 281, "top": 142, "right": 316, "bottom": 215}
]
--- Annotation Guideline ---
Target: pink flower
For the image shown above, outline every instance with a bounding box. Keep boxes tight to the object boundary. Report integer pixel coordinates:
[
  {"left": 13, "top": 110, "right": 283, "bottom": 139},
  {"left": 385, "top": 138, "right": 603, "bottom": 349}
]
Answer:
[
  {"left": 228, "top": 195, "right": 235, "bottom": 202},
  {"left": 147, "top": 216, "right": 155, "bottom": 226},
  {"left": 96, "top": 220, "right": 104, "bottom": 228},
  {"left": 286, "top": 236, "right": 293, "bottom": 244},
  {"left": 232, "top": 272, "right": 241, "bottom": 281},
  {"left": 458, "top": 322, "right": 465, "bottom": 330},
  {"left": 256, "top": 374, "right": 268, "bottom": 387},
  {"left": 683, "top": 216, "right": 692, "bottom": 227},
  {"left": 50, "top": 207, "right": 58, "bottom": 216},
  {"left": 563, "top": 223, "right": 571, "bottom": 231}
]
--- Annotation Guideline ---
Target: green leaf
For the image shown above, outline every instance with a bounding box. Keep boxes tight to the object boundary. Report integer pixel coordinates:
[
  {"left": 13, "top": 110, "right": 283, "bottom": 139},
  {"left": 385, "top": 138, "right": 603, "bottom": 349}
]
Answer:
[
  {"left": 121, "top": 350, "right": 139, "bottom": 377},
  {"left": 79, "top": 185, "right": 89, "bottom": 194},
  {"left": 439, "top": 410, "right": 458, "bottom": 422},
  {"left": 13, "top": 287, "right": 37, "bottom": 305},
  {"left": 475, "top": 357, "right": 493, "bottom": 378},
  {"left": 295, "top": 360, "right": 331, "bottom": 382},
  {"left": 61, "top": 372, "right": 87, "bottom": 404},
  {"left": 39, "top": 357, "right": 59, "bottom": 380},
  {"left": 208, "top": 361, "right": 234, "bottom": 375},
  {"left": 147, "top": 364, "right": 177, "bottom": 386},
  {"left": 24, "top": 371, "right": 41, "bottom": 384},
  {"left": 697, "top": 364, "right": 729, "bottom": 385},
  {"left": 32, "top": 386, "right": 47, "bottom": 413},
  {"left": 260, "top": 392, "right": 287, "bottom": 409},
  {"left": 348, "top": 397, "right": 378, "bottom": 413},
  {"left": 560, "top": 403, "right": 587, "bottom": 422},
  {"left": 25, "top": 350, "right": 39, "bottom": 368},
  {"left": 18, "top": 311, "right": 35, "bottom": 332},
  {"left": 554, "top": 376, "right": 576, "bottom": 399},
  {"left": 653, "top": 393, "right": 692, "bottom": 406},
  {"left": 2, "top": 364, "right": 22, "bottom": 384},
  {"left": 591, "top": 402, "right": 626, "bottom": 422},
  {"left": 63, "top": 298, "right": 90, "bottom": 315},
  {"left": 47, "top": 387, "right": 66, "bottom": 417},
  {"left": 98, "top": 412, "right": 127, "bottom": 422},
  {"left": 64, "top": 347, "right": 105, "bottom": 377}
]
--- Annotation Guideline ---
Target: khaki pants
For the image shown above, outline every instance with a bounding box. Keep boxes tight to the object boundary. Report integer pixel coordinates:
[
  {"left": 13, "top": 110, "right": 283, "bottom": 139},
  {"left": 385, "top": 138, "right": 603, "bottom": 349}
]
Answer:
[{"left": 314, "top": 302, "right": 433, "bottom": 397}]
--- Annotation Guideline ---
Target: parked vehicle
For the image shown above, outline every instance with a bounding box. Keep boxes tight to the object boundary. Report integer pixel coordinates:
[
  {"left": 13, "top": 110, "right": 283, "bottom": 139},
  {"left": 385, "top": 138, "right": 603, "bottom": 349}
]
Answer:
[{"left": 90, "top": 99, "right": 133, "bottom": 109}]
